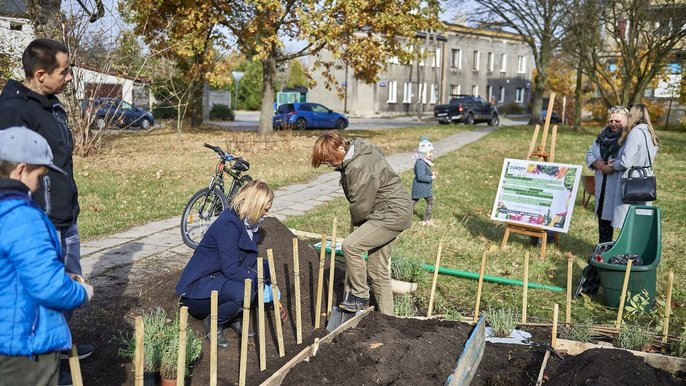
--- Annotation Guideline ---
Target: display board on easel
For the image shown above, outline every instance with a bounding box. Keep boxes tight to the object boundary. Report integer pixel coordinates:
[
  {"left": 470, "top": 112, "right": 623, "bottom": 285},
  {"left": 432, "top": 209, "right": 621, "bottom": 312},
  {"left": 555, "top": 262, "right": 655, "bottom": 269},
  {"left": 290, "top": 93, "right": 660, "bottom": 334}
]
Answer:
[{"left": 494, "top": 93, "right": 581, "bottom": 257}]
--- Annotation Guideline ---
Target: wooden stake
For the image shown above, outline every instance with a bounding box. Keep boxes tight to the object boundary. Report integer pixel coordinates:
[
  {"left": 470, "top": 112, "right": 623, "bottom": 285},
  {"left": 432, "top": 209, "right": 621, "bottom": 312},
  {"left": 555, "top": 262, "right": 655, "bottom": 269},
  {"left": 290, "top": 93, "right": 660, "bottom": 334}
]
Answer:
[
  {"left": 69, "top": 344, "right": 83, "bottom": 386},
  {"left": 292, "top": 238, "right": 302, "bottom": 344},
  {"left": 427, "top": 241, "right": 443, "bottom": 317},
  {"left": 210, "top": 291, "right": 218, "bottom": 386},
  {"left": 134, "top": 316, "right": 144, "bottom": 386},
  {"left": 268, "top": 250, "right": 285, "bottom": 357},
  {"left": 327, "top": 218, "right": 338, "bottom": 317},
  {"left": 535, "top": 350, "right": 551, "bottom": 386},
  {"left": 615, "top": 259, "right": 634, "bottom": 329},
  {"left": 238, "top": 279, "right": 252, "bottom": 386},
  {"left": 176, "top": 306, "right": 188, "bottom": 385},
  {"left": 566, "top": 255, "right": 573, "bottom": 324},
  {"left": 257, "top": 258, "right": 266, "bottom": 370},
  {"left": 315, "top": 234, "right": 326, "bottom": 329},
  {"left": 662, "top": 270, "right": 674, "bottom": 351},
  {"left": 522, "top": 251, "right": 529, "bottom": 324},
  {"left": 552, "top": 304, "right": 559, "bottom": 349},
  {"left": 473, "top": 248, "right": 488, "bottom": 323}
]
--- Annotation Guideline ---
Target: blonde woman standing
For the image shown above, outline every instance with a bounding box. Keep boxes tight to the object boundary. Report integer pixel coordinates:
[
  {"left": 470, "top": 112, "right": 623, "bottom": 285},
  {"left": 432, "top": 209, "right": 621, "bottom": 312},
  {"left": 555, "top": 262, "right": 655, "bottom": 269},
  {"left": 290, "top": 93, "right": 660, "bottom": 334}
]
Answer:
[
  {"left": 176, "top": 180, "right": 273, "bottom": 348},
  {"left": 586, "top": 106, "right": 627, "bottom": 243},
  {"left": 600, "top": 104, "right": 659, "bottom": 229}
]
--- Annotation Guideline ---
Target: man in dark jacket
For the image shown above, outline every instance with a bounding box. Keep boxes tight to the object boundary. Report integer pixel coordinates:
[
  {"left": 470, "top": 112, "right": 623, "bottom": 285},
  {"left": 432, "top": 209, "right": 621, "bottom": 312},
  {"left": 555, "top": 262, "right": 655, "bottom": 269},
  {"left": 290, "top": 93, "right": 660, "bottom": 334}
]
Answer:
[{"left": 0, "top": 38, "right": 90, "bottom": 386}]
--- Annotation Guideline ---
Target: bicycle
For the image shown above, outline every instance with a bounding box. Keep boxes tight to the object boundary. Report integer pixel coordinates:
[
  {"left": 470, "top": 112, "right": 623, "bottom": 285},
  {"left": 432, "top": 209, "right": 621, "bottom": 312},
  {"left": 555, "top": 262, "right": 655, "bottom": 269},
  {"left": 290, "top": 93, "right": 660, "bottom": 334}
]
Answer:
[{"left": 180, "top": 143, "right": 253, "bottom": 249}]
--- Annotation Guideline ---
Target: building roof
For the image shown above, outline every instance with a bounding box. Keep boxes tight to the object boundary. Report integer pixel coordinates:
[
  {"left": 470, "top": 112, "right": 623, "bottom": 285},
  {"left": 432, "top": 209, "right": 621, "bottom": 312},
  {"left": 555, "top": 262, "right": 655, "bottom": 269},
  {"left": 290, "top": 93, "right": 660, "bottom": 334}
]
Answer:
[
  {"left": 0, "top": 0, "right": 27, "bottom": 17},
  {"left": 443, "top": 22, "right": 528, "bottom": 42}
]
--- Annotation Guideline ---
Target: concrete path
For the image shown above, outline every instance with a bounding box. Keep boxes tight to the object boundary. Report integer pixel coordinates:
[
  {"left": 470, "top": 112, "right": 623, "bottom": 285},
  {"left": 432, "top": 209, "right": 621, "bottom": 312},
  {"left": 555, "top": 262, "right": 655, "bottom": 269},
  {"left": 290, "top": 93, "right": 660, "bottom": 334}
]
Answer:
[{"left": 79, "top": 127, "right": 495, "bottom": 279}]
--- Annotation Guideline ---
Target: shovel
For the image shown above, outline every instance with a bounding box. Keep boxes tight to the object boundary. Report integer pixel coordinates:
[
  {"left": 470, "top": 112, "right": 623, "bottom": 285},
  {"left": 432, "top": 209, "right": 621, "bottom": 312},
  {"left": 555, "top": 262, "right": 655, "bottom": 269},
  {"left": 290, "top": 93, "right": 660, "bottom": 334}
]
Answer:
[{"left": 325, "top": 292, "right": 367, "bottom": 332}]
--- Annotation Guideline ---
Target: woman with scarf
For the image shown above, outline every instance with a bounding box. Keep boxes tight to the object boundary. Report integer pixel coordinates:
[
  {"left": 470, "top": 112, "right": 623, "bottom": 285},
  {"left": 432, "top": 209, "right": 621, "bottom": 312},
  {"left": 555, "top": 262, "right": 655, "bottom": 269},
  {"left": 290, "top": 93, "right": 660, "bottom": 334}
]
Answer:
[
  {"left": 176, "top": 180, "right": 274, "bottom": 348},
  {"left": 586, "top": 106, "right": 627, "bottom": 243}
]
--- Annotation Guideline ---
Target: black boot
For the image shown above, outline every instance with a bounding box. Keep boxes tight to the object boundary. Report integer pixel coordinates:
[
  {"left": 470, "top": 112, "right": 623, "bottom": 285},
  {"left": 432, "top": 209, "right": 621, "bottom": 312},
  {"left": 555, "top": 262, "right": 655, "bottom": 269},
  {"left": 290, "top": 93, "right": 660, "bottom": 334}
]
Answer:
[
  {"left": 229, "top": 316, "right": 256, "bottom": 338},
  {"left": 204, "top": 316, "right": 229, "bottom": 348}
]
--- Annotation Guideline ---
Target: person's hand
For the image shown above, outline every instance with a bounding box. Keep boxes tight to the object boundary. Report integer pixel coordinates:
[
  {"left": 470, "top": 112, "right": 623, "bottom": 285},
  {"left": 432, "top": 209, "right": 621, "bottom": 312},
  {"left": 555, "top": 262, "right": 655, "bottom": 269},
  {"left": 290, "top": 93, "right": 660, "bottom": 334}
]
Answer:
[
  {"left": 432, "top": 171, "right": 437, "bottom": 180},
  {"left": 601, "top": 164, "right": 614, "bottom": 175},
  {"left": 594, "top": 160, "right": 607, "bottom": 170},
  {"left": 79, "top": 282, "right": 94, "bottom": 301}
]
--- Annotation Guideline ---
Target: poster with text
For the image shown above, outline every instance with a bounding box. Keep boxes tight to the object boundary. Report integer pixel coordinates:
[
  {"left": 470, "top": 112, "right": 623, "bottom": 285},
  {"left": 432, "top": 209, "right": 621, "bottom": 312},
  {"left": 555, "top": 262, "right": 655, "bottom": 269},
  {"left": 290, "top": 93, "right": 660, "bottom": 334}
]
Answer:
[{"left": 491, "top": 158, "right": 582, "bottom": 233}]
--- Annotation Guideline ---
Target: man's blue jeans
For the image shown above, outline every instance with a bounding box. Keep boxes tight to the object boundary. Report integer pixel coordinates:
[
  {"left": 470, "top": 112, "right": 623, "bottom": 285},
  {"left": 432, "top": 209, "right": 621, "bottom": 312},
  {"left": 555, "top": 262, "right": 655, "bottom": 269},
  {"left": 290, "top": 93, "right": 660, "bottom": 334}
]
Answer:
[{"left": 56, "top": 224, "right": 81, "bottom": 322}]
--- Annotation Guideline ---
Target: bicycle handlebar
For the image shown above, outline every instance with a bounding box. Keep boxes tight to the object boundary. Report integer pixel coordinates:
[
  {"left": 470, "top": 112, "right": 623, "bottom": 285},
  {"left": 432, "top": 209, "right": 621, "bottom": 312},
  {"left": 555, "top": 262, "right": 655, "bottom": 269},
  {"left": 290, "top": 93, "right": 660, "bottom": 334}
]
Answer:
[{"left": 203, "top": 143, "right": 235, "bottom": 161}]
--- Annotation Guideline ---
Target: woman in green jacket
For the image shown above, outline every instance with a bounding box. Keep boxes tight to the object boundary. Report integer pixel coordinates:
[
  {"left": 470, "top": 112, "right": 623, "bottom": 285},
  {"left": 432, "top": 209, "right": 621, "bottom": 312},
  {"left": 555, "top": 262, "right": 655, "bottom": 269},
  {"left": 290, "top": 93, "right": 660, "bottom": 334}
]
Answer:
[{"left": 311, "top": 132, "right": 412, "bottom": 315}]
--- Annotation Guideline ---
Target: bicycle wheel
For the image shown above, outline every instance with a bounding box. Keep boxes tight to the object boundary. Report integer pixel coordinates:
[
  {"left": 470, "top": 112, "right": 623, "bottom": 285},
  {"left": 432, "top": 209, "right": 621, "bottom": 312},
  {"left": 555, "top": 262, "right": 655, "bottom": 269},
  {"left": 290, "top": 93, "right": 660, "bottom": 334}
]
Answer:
[{"left": 180, "top": 188, "right": 229, "bottom": 249}]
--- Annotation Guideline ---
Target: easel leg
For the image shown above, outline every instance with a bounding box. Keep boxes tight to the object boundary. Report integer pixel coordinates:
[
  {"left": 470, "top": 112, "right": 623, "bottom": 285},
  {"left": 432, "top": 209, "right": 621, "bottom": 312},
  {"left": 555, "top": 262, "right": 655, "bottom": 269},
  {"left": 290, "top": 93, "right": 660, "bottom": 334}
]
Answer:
[
  {"left": 540, "top": 232, "right": 547, "bottom": 258},
  {"left": 501, "top": 226, "right": 511, "bottom": 248}
]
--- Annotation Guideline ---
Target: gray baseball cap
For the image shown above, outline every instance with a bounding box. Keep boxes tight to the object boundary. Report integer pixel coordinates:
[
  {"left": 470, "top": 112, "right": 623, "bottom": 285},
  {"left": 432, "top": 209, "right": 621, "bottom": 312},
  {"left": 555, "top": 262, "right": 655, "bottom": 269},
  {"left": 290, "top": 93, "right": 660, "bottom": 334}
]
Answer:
[{"left": 0, "top": 126, "right": 66, "bottom": 174}]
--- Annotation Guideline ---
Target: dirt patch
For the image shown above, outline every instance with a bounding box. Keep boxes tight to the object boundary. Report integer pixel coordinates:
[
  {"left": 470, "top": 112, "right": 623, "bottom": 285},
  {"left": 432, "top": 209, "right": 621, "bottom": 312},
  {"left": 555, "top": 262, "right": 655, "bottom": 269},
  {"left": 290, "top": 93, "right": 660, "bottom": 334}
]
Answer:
[
  {"left": 68, "top": 217, "right": 685, "bottom": 385},
  {"left": 281, "top": 313, "right": 472, "bottom": 385}
]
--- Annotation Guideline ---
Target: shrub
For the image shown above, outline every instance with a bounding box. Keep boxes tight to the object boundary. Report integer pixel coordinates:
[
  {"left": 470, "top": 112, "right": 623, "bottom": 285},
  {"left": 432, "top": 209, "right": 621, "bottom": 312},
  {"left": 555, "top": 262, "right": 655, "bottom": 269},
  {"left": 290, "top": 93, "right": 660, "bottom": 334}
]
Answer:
[
  {"left": 483, "top": 308, "right": 518, "bottom": 337},
  {"left": 617, "top": 323, "right": 654, "bottom": 351},
  {"left": 152, "top": 104, "right": 179, "bottom": 120},
  {"left": 117, "top": 308, "right": 169, "bottom": 372},
  {"left": 158, "top": 316, "right": 203, "bottom": 380},
  {"left": 394, "top": 293, "right": 419, "bottom": 317},
  {"left": 209, "top": 103, "right": 235, "bottom": 121},
  {"left": 391, "top": 255, "right": 423, "bottom": 283},
  {"left": 675, "top": 325, "right": 686, "bottom": 358},
  {"left": 498, "top": 102, "right": 525, "bottom": 115},
  {"left": 564, "top": 321, "right": 594, "bottom": 343}
]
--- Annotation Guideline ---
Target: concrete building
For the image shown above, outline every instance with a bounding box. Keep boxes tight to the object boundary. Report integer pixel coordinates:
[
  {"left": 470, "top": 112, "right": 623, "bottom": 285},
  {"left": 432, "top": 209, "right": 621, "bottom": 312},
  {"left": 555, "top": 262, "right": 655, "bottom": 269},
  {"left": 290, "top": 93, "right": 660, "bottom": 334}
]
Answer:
[{"left": 307, "top": 23, "right": 534, "bottom": 117}]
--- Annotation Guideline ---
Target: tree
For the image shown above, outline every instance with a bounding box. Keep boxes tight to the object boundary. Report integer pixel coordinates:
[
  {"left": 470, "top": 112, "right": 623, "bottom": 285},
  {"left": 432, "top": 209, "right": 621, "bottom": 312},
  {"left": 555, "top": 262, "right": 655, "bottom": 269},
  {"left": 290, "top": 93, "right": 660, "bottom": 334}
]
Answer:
[
  {"left": 569, "top": 0, "right": 686, "bottom": 107},
  {"left": 465, "top": 0, "right": 571, "bottom": 124},
  {"left": 126, "top": 0, "right": 440, "bottom": 134},
  {"left": 286, "top": 59, "right": 308, "bottom": 89}
]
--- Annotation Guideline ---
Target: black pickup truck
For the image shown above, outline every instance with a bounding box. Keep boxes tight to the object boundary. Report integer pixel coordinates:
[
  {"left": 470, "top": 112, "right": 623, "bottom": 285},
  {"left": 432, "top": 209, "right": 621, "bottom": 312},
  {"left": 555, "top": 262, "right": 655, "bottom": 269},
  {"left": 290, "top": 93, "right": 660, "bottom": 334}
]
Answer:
[{"left": 433, "top": 95, "right": 499, "bottom": 126}]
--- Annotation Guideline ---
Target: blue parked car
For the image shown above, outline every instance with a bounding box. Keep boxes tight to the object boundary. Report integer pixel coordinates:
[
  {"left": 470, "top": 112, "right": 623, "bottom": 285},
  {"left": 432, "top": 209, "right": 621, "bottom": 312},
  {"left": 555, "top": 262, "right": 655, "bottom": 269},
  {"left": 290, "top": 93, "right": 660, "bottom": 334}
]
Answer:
[
  {"left": 81, "top": 98, "right": 155, "bottom": 130},
  {"left": 273, "top": 102, "right": 348, "bottom": 130}
]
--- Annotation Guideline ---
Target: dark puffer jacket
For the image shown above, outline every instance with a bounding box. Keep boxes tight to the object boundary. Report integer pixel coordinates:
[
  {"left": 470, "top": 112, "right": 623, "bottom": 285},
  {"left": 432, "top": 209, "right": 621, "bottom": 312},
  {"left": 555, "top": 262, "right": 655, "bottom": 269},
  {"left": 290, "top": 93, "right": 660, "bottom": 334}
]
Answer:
[
  {"left": 0, "top": 79, "right": 79, "bottom": 227},
  {"left": 339, "top": 138, "right": 412, "bottom": 231}
]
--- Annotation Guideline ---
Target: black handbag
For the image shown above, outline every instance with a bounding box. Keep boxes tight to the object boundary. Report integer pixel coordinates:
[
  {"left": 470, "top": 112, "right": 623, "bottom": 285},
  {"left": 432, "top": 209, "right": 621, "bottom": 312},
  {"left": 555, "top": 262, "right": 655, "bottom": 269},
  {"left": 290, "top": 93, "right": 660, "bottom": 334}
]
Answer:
[{"left": 622, "top": 129, "right": 656, "bottom": 202}]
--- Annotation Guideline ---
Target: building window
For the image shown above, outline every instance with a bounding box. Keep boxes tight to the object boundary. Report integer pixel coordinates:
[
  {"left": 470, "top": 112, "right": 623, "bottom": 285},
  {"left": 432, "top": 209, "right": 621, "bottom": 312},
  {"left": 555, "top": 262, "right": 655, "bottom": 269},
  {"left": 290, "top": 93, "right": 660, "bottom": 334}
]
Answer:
[
  {"left": 499, "top": 87, "right": 505, "bottom": 102},
  {"left": 387, "top": 81, "right": 397, "bottom": 103},
  {"left": 472, "top": 85, "right": 478, "bottom": 97},
  {"left": 388, "top": 56, "right": 399, "bottom": 65},
  {"left": 517, "top": 56, "right": 526, "bottom": 73},
  {"left": 450, "top": 84, "right": 461, "bottom": 96},
  {"left": 419, "top": 82, "right": 427, "bottom": 104},
  {"left": 487, "top": 86, "right": 493, "bottom": 102},
  {"left": 515, "top": 88, "right": 524, "bottom": 103},
  {"left": 432, "top": 48, "right": 441, "bottom": 68},
  {"left": 430, "top": 84, "right": 437, "bottom": 104},
  {"left": 403, "top": 82, "right": 413, "bottom": 104},
  {"left": 500, "top": 53, "right": 507, "bottom": 72},
  {"left": 419, "top": 47, "right": 426, "bottom": 67},
  {"left": 451, "top": 49, "right": 462, "bottom": 69},
  {"left": 487, "top": 52, "right": 494, "bottom": 72},
  {"left": 473, "top": 50, "right": 480, "bottom": 71}
]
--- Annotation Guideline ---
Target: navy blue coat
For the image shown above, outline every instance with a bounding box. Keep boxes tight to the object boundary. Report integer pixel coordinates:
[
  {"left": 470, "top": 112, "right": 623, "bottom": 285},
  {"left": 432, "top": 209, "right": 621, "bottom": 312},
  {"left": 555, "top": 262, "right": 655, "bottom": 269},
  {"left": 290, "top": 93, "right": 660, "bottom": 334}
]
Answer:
[
  {"left": 176, "top": 209, "right": 258, "bottom": 303},
  {"left": 412, "top": 159, "right": 433, "bottom": 199}
]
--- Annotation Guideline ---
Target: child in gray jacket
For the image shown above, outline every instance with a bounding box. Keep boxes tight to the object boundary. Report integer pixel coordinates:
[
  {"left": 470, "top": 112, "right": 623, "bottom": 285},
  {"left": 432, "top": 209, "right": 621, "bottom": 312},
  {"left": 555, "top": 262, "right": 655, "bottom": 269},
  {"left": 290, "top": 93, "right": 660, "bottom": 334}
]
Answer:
[{"left": 412, "top": 137, "right": 437, "bottom": 225}]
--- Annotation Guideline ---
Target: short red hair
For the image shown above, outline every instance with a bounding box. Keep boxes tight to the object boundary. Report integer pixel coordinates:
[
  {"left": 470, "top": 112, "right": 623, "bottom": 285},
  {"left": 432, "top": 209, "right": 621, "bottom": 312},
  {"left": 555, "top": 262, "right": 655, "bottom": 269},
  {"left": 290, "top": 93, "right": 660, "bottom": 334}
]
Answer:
[{"left": 311, "top": 131, "right": 346, "bottom": 167}]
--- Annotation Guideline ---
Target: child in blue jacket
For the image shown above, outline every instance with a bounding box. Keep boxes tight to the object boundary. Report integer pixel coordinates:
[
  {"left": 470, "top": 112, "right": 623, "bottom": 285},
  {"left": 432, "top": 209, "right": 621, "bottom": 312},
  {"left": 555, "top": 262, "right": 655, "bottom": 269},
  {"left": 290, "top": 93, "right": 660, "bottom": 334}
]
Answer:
[
  {"left": 0, "top": 127, "right": 93, "bottom": 386},
  {"left": 412, "top": 137, "right": 437, "bottom": 226}
]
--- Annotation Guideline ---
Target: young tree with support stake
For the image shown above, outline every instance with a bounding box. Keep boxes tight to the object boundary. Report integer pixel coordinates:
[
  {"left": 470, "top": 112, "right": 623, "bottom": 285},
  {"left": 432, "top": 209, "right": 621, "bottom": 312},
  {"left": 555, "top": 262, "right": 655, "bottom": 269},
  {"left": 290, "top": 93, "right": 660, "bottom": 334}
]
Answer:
[{"left": 126, "top": 0, "right": 441, "bottom": 135}]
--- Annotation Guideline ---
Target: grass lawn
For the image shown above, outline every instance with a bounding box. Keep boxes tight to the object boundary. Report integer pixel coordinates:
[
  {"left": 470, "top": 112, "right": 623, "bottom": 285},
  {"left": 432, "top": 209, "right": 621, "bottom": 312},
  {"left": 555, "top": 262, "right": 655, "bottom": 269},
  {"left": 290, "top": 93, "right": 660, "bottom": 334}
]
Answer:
[
  {"left": 284, "top": 124, "right": 686, "bottom": 336},
  {"left": 74, "top": 124, "right": 464, "bottom": 238}
]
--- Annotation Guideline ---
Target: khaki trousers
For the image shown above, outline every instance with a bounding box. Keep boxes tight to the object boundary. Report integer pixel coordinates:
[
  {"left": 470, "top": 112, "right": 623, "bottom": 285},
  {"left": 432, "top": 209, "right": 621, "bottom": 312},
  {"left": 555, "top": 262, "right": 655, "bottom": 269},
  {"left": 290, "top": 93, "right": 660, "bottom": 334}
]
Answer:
[{"left": 341, "top": 221, "right": 401, "bottom": 315}]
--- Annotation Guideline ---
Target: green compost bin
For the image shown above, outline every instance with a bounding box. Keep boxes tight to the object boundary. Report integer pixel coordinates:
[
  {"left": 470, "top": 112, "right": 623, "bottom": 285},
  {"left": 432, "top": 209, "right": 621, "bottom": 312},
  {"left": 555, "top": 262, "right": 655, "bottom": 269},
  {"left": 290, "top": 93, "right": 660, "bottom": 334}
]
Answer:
[{"left": 589, "top": 205, "right": 661, "bottom": 309}]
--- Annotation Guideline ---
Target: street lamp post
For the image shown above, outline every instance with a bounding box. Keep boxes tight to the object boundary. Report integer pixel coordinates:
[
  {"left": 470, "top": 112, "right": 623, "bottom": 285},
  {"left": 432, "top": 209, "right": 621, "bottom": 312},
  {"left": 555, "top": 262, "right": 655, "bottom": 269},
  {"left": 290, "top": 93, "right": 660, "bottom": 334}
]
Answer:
[{"left": 232, "top": 71, "right": 245, "bottom": 111}]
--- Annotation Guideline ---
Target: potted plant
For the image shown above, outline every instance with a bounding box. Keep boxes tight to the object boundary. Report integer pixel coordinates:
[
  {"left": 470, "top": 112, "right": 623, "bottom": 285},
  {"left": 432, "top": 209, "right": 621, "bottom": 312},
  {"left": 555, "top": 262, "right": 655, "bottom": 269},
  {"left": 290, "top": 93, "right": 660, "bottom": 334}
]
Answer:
[
  {"left": 158, "top": 315, "right": 203, "bottom": 385},
  {"left": 391, "top": 256, "right": 423, "bottom": 294},
  {"left": 118, "top": 308, "right": 169, "bottom": 385},
  {"left": 117, "top": 308, "right": 202, "bottom": 386}
]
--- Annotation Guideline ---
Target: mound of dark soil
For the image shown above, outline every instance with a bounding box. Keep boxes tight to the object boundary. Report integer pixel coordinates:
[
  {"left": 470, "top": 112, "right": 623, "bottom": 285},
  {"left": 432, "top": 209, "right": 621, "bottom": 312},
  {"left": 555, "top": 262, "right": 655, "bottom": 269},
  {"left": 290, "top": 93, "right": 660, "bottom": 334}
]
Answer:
[
  {"left": 281, "top": 313, "right": 472, "bottom": 386},
  {"left": 546, "top": 348, "right": 684, "bottom": 386}
]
